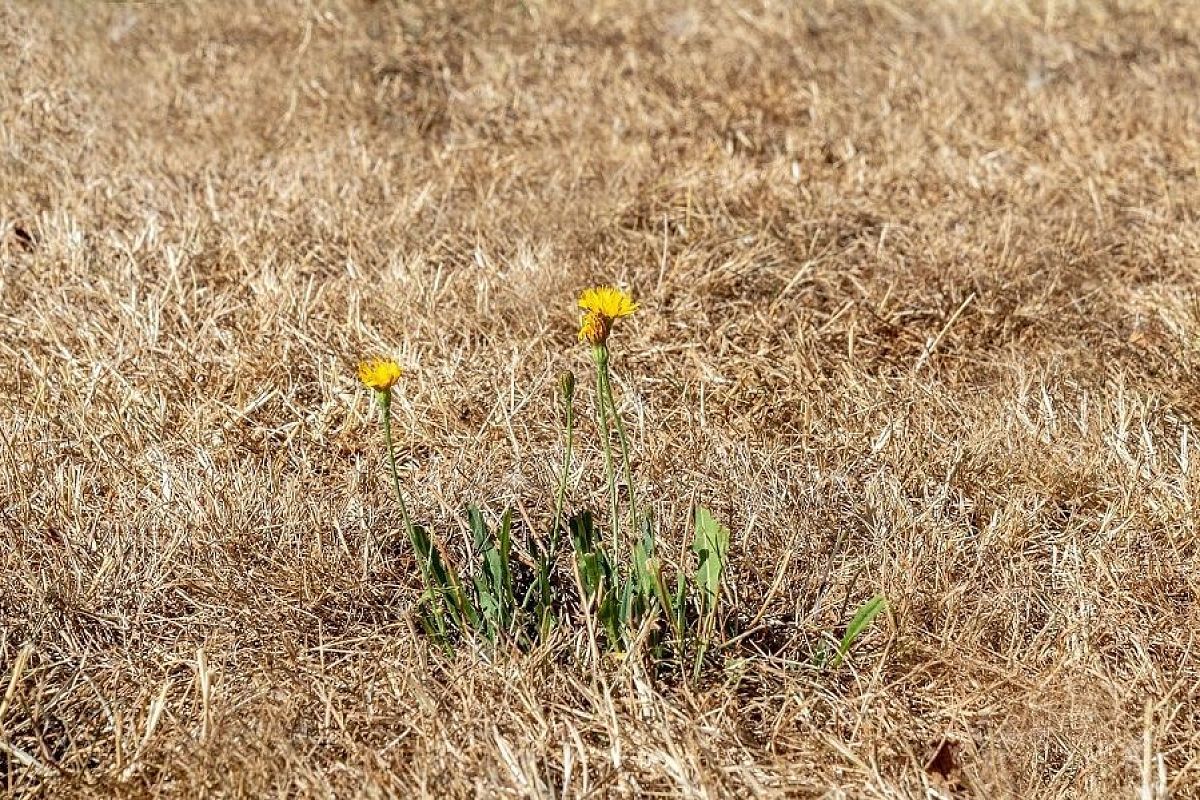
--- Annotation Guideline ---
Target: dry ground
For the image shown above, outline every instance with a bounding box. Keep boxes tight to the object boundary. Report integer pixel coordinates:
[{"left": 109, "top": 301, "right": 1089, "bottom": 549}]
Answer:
[{"left": 3, "top": 0, "right": 1200, "bottom": 796}]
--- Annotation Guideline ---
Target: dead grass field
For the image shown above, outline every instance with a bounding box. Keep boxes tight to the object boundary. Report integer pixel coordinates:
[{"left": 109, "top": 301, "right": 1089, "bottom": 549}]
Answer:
[{"left": 4, "top": 0, "right": 1200, "bottom": 796}]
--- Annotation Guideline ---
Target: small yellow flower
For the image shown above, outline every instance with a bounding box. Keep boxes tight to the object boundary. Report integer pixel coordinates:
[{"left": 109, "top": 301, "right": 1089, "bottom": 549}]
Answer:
[
  {"left": 358, "top": 359, "right": 403, "bottom": 392},
  {"left": 577, "top": 286, "right": 637, "bottom": 345}
]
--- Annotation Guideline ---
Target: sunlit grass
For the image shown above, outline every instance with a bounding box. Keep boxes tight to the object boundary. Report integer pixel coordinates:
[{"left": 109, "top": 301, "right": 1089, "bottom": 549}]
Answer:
[{"left": 8, "top": 1, "right": 1194, "bottom": 794}]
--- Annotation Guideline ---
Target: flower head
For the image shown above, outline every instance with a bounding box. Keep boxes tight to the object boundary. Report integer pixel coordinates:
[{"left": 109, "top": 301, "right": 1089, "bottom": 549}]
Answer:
[
  {"left": 578, "top": 286, "right": 637, "bottom": 320},
  {"left": 577, "top": 286, "right": 636, "bottom": 346},
  {"left": 358, "top": 359, "right": 403, "bottom": 393}
]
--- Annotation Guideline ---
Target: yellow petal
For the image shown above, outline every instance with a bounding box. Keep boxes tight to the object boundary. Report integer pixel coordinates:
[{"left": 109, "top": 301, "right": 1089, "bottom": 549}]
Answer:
[{"left": 578, "top": 286, "right": 637, "bottom": 319}]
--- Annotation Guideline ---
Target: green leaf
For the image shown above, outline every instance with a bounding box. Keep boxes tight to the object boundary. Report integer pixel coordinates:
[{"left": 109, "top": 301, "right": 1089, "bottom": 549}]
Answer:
[
  {"left": 646, "top": 557, "right": 679, "bottom": 643},
  {"left": 474, "top": 575, "right": 500, "bottom": 623},
  {"left": 579, "top": 553, "right": 597, "bottom": 594},
  {"left": 833, "top": 595, "right": 887, "bottom": 667},
  {"left": 467, "top": 507, "right": 488, "bottom": 550},
  {"left": 691, "top": 507, "right": 730, "bottom": 614},
  {"left": 497, "top": 509, "right": 513, "bottom": 603},
  {"left": 466, "top": 506, "right": 518, "bottom": 639},
  {"left": 411, "top": 524, "right": 450, "bottom": 590},
  {"left": 409, "top": 524, "right": 467, "bottom": 634},
  {"left": 569, "top": 510, "right": 597, "bottom": 555},
  {"left": 632, "top": 529, "right": 655, "bottom": 600},
  {"left": 618, "top": 575, "right": 635, "bottom": 628},
  {"left": 567, "top": 510, "right": 628, "bottom": 649}
]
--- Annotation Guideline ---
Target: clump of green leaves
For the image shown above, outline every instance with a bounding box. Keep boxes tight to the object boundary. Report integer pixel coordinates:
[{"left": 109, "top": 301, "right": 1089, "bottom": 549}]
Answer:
[
  {"left": 567, "top": 507, "right": 729, "bottom": 664},
  {"left": 375, "top": 357, "right": 736, "bottom": 673},
  {"left": 402, "top": 501, "right": 733, "bottom": 671}
]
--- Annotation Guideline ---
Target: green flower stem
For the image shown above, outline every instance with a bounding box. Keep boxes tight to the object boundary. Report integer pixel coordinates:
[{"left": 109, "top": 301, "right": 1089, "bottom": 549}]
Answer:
[
  {"left": 598, "top": 357, "right": 638, "bottom": 535},
  {"left": 592, "top": 346, "right": 621, "bottom": 557}
]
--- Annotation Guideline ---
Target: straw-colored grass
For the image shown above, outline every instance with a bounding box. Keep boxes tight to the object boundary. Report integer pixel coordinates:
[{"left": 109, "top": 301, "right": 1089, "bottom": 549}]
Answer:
[{"left": 4, "top": 1, "right": 1200, "bottom": 796}]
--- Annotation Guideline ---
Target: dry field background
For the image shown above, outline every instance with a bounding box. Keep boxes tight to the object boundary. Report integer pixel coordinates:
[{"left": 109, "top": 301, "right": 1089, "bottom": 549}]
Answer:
[{"left": 3, "top": 0, "right": 1200, "bottom": 796}]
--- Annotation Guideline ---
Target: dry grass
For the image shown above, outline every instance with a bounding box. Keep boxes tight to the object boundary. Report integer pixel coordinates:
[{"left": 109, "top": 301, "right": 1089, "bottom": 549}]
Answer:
[{"left": 4, "top": 0, "right": 1200, "bottom": 796}]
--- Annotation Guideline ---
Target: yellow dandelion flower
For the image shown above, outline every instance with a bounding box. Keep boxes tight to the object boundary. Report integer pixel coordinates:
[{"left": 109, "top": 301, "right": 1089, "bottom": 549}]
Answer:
[
  {"left": 358, "top": 359, "right": 403, "bottom": 392},
  {"left": 577, "top": 286, "right": 637, "bottom": 346},
  {"left": 578, "top": 286, "right": 637, "bottom": 320}
]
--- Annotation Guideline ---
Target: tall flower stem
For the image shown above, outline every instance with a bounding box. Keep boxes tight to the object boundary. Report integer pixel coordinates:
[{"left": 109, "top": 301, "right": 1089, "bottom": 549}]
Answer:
[
  {"left": 597, "top": 358, "right": 638, "bottom": 535},
  {"left": 592, "top": 346, "right": 622, "bottom": 557}
]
